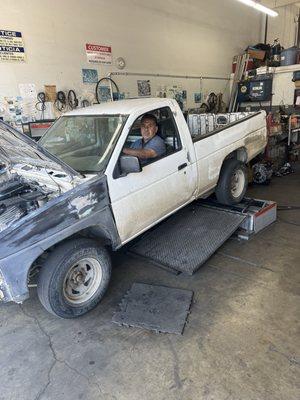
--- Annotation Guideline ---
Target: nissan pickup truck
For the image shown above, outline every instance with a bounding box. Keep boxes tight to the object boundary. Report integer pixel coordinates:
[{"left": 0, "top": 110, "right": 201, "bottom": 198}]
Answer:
[{"left": 0, "top": 98, "right": 267, "bottom": 318}]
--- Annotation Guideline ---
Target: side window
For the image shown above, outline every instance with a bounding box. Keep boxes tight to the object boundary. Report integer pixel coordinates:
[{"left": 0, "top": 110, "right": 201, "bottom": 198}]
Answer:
[
  {"left": 113, "top": 106, "right": 183, "bottom": 178},
  {"left": 156, "top": 107, "right": 182, "bottom": 153},
  {"left": 124, "top": 117, "right": 142, "bottom": 147},
  {"left": 124, "top": 106, "right": 182, "bottom": 159}
]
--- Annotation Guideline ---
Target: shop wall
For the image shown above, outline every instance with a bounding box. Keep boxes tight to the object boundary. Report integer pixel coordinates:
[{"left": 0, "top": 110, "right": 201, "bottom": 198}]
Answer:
[{"left": 0, "top": 0, "right": 262, "bottom": 114}]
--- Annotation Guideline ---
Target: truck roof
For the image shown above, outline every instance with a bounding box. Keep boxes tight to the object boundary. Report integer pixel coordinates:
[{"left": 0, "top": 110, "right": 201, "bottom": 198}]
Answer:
[{"left": 66, "top": 98, "right": 174, "bottom": 116}]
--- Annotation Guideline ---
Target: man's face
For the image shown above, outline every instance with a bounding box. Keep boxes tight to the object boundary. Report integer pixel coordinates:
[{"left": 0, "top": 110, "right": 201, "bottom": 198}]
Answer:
[{"left": 141, "top": 118, "right": 158, "bottom": 141}]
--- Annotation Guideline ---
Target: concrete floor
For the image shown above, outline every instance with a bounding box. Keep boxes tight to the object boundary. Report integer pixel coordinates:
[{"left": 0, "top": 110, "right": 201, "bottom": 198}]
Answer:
[{"left": 1, "top": 167, "right": 299, "bottom": 400}]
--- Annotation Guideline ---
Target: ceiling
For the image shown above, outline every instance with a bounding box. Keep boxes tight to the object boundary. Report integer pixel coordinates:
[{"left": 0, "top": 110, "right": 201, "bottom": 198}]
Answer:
[{"left": 262, "top": 0, "right": 300, "bottom": 8}]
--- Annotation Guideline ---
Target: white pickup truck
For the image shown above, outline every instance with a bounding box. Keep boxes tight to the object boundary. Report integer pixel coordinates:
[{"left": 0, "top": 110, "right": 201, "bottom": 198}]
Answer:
[{"left": 0, "top": 98, "right": 267, "bottom": 318}]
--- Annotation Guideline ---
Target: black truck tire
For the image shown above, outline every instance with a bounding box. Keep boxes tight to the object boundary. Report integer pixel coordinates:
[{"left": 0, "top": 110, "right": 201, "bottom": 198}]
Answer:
[
  {"left": 37, "top": 238, "right": 111, "bottom": 318},
  {"left": 215, "top": 159, "right": 248, "bottom": 205}
]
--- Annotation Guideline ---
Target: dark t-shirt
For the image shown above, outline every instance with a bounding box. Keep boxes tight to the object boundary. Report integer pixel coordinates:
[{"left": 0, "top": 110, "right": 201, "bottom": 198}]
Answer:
[{"left": 130, "top": 135, "right": 166, "bottom": 165}]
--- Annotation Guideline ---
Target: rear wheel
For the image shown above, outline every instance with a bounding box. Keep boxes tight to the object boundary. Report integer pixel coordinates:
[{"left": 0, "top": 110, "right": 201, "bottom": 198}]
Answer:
[
  {"left": 37, "top": 238, "right": 111, "bottom": 318},
  {"left": 215, "top": 159, "right": 248, "bottom": 205}
]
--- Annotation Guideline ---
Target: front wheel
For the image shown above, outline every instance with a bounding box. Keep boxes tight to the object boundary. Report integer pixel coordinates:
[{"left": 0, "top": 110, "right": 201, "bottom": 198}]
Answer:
[
  {"left": 37, "top": 238, "right": 111, "bottom": 318},
  {"left": 215, "top": 159, "right": 248, "bottom": 205}
]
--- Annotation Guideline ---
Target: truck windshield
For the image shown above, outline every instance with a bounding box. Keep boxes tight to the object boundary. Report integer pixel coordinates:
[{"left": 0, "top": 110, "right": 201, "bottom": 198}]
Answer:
[{"left": 39, "top": 114, "right": 127, "bottom": 173}]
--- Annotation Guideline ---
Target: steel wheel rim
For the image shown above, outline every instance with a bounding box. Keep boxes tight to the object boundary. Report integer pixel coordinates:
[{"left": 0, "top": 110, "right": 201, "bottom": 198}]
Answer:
[
  {"left": 231, "top": 169, "right": 245, "bottom": 198},
  {"left": 63, "top": 257, "right": 103, "bottom": 305}
]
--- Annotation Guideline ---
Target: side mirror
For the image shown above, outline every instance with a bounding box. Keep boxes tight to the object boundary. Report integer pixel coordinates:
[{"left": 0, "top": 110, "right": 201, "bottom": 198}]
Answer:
[{"left": 120, "top": 155, "right": 142, "bottom": 176}]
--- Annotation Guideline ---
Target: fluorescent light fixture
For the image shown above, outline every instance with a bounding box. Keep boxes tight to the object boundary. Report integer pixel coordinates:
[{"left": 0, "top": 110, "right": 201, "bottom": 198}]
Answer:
[{"left": 237, "top": 0, "right": 278, "bottom": 17}]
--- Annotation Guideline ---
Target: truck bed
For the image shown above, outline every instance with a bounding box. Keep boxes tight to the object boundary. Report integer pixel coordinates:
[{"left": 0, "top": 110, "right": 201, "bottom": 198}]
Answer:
[{"left": 188, "top": 111, "right": 258, "bottom": 139}]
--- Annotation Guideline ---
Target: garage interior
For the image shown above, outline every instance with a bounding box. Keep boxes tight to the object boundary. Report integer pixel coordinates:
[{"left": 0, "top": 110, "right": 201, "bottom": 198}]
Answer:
[{"left": 0, "top": 1, "right": 299, "bottom": 399}]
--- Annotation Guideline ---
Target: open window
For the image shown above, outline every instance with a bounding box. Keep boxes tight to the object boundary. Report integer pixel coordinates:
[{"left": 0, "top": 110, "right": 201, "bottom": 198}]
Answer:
[
  {"left": 125, "top": 106, "right": 182, "bottom": 157},
  {"left": 114, "top": 107, "right": 182, "bottom": 178}
]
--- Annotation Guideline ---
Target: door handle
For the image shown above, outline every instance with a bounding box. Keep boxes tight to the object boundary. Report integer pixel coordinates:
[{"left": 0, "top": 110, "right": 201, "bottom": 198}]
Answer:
[{"left": 178, "top": 163, "right": 187, "bottom": 171}]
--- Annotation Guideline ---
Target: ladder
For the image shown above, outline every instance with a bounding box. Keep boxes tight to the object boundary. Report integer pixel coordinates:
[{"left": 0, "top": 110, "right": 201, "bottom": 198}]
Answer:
[{"left": 228, "top": 54, "right": 250, "bottom": 112}]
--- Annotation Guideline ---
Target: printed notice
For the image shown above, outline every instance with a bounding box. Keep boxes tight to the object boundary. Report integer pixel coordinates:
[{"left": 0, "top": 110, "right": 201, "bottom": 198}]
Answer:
[
  {"left": 85, "top": 43, "right": 112, "bottom": 64},
  {"left": 19, "top": 83, "right": 37, "bottom": 99},
  {"left": 0, "top": 30, "right": 26, "bottom": 62}
]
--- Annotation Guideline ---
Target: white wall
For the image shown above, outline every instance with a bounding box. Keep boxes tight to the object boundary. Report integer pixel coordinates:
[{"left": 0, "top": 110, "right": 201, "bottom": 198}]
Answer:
[
  {"left": 266, "top": 4, "right": 299, "bottom": 48},
  {"left": 0, "top": 0, "right": 262, "bottom": 110}
]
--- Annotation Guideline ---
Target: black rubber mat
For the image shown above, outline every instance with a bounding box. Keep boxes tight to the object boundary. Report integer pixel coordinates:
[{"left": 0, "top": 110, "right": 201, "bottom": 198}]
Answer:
[
  {"left": 112, "top": 283, "right": 193, "bottom": 334},
  {"left": 130, "top": 204, "right": 246, "bottom": 275}
]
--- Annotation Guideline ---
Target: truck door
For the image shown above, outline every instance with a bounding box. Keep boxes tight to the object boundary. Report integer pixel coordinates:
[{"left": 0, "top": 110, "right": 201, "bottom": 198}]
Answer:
[{"left": 106, "top": 106, "right": 196, "bottom": 244}]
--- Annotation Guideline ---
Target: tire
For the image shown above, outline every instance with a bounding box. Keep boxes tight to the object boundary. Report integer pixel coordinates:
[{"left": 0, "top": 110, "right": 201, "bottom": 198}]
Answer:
[
  {"left": 215, "top": 159, "right": 248, "bottom": 205},
  {"left": 37, "top": 238, "right": 111, "bottom": 318}
]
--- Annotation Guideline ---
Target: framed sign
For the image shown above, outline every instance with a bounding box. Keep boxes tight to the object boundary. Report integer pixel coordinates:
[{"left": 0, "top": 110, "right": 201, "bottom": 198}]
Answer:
[
  {"left": 0, "top": 30, "right": 25, "bottom": 62},
  {"left": 85, "top": 43, "right": 112, "bottom": 65}
]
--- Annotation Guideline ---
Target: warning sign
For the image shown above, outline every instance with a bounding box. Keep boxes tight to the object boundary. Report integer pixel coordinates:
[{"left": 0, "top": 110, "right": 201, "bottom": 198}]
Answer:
[
  {"left": 0, "top": 30, "right": 26, "bottom": 62},
  {"left": 85, "top": 43, "right": 112, "bottom": 65}
]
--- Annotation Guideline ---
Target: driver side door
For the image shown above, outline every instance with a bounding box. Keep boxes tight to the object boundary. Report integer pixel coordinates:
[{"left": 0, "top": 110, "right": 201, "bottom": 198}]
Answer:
[{"left": 106, "top": 106, "right": 196, "bottom": 245}]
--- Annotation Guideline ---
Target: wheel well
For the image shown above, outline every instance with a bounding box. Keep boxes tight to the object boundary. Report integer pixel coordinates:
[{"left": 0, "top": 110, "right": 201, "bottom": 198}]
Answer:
[
  {"left": 65, "top": 226, "right": 113, "bottom": 246},
  {"left": 225, "top": 147, "right": 248, "bottom": 163},
  {"left": 27, "top": 226, "right": 113, "bottom": 284}
]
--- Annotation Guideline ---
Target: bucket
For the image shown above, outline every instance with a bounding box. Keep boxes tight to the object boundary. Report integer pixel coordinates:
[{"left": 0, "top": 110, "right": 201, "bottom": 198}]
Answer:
[{"left": 281, "top": 46, "right": 298, "bottom": 66}]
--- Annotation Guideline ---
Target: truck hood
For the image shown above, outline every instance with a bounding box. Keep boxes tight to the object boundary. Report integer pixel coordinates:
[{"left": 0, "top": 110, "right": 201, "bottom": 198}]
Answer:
[
  {"left": 0, "top": 120, "right": 80, "bottom": 179},
  {"left": 0, "top": 121, "right": 91, "bottom": 236}
]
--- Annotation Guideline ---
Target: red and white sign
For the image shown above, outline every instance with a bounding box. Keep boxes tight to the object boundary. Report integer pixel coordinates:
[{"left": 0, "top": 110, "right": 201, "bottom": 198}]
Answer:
[{"left": 85, "top": 43, "right": 112, "bottom": 65}]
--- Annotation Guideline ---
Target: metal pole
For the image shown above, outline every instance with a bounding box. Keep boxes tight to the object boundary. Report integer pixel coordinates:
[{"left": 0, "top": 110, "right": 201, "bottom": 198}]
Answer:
[
  {"left": 109, "top": 71, "right": 229, "bottom": 81},
  {"left": 264, "top": 15, "right": 268, "bottom": 44},
  {"left": 288, "top": 115, "right": 292, "bottom": 147},
  {"left": 297, "top": 10, "right": 300, "bottom": 47}
]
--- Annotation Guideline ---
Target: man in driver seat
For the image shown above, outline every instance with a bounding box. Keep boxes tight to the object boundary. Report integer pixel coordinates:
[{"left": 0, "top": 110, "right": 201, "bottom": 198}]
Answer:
[{"left": 123, "top": 113, "right": 166, "bottom": 165}]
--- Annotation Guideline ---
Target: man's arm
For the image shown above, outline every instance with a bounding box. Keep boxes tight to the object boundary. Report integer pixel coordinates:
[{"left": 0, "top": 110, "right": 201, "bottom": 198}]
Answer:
[{"left": 122, "top": 147, "right": 157, "bottom": 159}]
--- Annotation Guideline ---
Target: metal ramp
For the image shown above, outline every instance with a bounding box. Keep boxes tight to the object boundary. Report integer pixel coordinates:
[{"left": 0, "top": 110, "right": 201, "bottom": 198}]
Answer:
[{"left": 130, "top": 203, "right": 246, "bottom": 275}]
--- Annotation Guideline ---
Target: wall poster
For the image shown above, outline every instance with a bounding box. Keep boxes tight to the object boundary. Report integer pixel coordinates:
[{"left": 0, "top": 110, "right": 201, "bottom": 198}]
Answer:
[
  {"left": 0, "top": 30, "right": 26, "bottom": 62},
  {"left": 137, "top": 80, "right": 151, "bottom": 97},
  {"left": 82, "top": 68, "right": 98, "bottom": 83},
  {"left": 194, "top": 93, "right": 202, "bottom": 103},
  {"left": 97, "top": 86, "right": 112, "bottom": 102}
]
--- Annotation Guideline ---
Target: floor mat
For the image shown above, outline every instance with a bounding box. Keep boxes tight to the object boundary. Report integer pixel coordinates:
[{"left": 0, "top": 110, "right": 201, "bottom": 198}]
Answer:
[
  {"left": 130, "top": 204, "right": 246, "bottom": 275},
  {"left": 112, "top": 283, "right": 193, "bottom": 334}
]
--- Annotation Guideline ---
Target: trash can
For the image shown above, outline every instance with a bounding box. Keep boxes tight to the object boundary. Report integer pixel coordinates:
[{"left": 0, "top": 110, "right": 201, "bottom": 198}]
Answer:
[{"left": 281, "top": 46, "right": 299, "bottom": 66}]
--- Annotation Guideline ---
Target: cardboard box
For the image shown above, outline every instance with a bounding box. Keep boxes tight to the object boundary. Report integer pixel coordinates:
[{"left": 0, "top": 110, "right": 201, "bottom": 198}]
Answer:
[{"left": 247, "top": 48, "right": 266, "bottom": 61}]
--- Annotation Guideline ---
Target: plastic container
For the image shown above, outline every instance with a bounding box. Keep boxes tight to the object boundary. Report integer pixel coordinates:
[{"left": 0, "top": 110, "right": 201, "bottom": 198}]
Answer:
[
  {"left": 292, "top": 70, "right": 300, "bottom": 81},
  {"left": 281, "top": 47, "right": 298, "bottom": 66}
]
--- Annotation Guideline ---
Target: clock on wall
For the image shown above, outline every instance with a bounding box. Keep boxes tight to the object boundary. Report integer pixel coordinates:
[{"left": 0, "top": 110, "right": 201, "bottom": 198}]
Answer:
[{"left": 116, "top": 57, "right": 126, "bottom": 70}]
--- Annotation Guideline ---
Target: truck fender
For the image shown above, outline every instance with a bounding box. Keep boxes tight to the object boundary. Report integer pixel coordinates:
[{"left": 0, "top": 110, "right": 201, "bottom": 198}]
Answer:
[{"left": 225, "top": 147, "right": 248, "bottom": 164}]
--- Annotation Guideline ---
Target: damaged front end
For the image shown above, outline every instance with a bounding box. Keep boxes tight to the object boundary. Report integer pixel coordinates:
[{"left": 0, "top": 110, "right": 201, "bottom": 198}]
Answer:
[
  {"left": 0, "top": 120, "right": 120, "bottom": 304},
  {"left": 0, "top": 172, "right": 55, "bottom": 234},
  {"left": 0, "top": 121, "right": 82, "bottom": 302},
  {"left": 0, "top": 120, "right": 82, "bottom": 235}
]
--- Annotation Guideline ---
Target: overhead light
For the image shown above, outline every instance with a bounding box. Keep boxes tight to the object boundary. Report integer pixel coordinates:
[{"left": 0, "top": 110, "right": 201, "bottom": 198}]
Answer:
[{"left": 237, "top": 0, "right": 279, "bottom": 17}]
